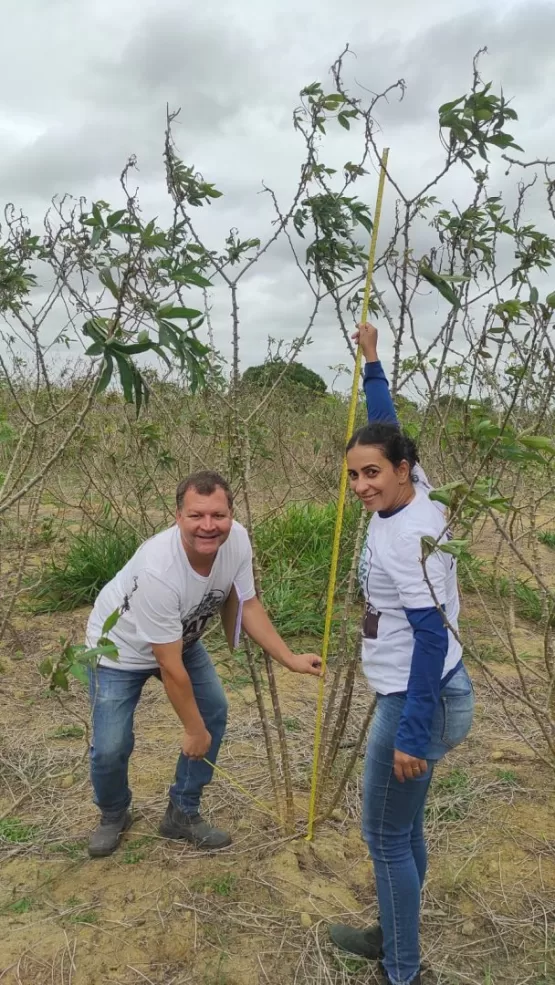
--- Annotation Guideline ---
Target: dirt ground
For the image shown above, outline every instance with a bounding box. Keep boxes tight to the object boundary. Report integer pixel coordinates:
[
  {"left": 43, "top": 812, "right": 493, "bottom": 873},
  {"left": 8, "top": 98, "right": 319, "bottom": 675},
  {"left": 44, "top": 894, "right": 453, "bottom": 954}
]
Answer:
[{"left": 1, "top": 599, "right": 554, "bottom": 985}]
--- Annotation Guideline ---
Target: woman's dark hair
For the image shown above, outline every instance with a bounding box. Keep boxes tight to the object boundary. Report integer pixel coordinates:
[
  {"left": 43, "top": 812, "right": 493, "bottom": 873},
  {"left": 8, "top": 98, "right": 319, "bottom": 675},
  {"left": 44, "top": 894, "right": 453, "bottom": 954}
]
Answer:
[{"left": 346, "top": 422, "right": 419, "bottom": 477}]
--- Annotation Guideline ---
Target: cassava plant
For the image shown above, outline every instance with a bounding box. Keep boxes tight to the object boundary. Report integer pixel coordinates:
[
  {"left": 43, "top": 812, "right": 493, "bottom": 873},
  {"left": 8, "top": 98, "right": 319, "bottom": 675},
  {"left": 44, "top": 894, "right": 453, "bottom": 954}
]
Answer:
[{"left": 1, "top": 47, "right": 554, "bottom": 835}]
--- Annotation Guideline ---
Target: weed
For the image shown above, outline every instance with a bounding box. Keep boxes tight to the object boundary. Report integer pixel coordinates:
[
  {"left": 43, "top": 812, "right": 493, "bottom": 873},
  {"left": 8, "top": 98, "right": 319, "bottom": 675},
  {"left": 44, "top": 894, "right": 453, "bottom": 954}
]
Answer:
[
  {"left": 476, "top": 643, "right": 506, "bottom": 663},
  {"left": 255, "top": 501, "right": 361, "bottom": 637},
  {"left": 51, "top": 725, "right": 85, "bottom": 739},
  {"left": 492, "top": 575, "right": 554, "bottom": 627},
  {"left": 6, "top": 898, "right": 34, "bottom": 914},
  {"left": 122, "top": 836, "right": 155, "bottom": 865},
  {"left": 64, "top": 898, "right": 99, "bottom": 924},
  {"left": 458, "top": 553, "right": 487, "bottom": 592},
  {"left": 69, "top": 910, "right": 99, "bottom": 925},
  {"left": 192, "top": 872, "right": 236, "bottom": 898},
  {"left": 0, "top": 818, "right": 36, "bottom": 843},
  {"left": 538, "top": 530, "right": 555, "bottom": 549},
  {"left": 429, "top": 769, "right": 472, "bottom": 824},
  {"left": 39, "top": 517, "right": 56, "bottom": 545},
  {"left": 49, "top": 841, "right": 87, "bottom": 859},
  {"left": 496, "top": 768, "right": 518, "bottom": 786},
  {"left": 435, "top": 768, "right": 470, "bottom": 792},
  {"left": 30, "top": 525, "right": 141, "bottom": 612},
  {"left": 283, "top": 716, "right": 302, "bottom": 732}
]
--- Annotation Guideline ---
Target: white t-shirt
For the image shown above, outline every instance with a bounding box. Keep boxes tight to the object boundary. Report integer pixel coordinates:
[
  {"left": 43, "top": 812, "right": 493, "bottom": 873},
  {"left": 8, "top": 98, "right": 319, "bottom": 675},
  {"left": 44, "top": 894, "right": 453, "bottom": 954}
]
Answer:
[
  {"left": 86, "top": 521, "right": 256, "bottom": 671},
  {"left": 359, "top": 466, "right": 462, "bottom": 694}
]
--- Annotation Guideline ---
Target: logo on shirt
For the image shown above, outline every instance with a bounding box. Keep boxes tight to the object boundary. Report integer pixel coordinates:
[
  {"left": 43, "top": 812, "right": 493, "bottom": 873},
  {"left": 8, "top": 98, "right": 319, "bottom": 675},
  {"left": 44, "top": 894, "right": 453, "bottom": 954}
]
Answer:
[
  {"left": 182, "top": 590, "right": 226, "bottom": 650},
  {"left": 359, "top": 537, "right": 382, "bottom": 640},
  {"left": 363, "top": 603, "right": 382, "bottom": 640}
]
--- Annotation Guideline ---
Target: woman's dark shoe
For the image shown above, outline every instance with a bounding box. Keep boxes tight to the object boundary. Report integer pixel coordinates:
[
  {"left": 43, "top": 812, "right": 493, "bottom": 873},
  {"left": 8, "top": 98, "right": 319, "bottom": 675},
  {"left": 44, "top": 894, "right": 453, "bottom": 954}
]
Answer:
[{"left": 328, "top": 921, "right": 383, "bottom": 959}]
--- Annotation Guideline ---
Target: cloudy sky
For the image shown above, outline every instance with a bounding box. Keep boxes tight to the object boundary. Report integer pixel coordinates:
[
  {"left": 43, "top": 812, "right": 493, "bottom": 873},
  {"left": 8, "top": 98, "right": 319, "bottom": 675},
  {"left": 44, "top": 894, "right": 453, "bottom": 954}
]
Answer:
[{"left": 1, "top": 0, "right": 554, "bottom": 385}]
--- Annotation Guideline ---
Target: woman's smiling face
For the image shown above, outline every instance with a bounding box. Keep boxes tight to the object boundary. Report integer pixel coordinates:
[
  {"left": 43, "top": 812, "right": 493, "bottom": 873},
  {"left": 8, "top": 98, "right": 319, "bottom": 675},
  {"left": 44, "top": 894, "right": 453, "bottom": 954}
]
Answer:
[{"left": 346, "top": 442, "right": 413, "bottom": 513}]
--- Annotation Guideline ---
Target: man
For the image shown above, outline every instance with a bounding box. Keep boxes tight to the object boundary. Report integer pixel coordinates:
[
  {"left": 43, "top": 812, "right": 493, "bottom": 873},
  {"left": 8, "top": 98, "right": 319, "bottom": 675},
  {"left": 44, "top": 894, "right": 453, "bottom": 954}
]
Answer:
[{"left": 86, "top": 470, "right": 322, "bottom": 858}]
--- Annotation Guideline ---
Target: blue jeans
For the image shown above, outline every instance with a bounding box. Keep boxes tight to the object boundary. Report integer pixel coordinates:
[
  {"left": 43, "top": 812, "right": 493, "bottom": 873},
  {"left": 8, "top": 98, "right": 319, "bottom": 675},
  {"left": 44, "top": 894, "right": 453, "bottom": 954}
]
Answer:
[
  {"left": 362, "top": 664, "right": 474, "bottom": 985},
  {"left": 88, "top": 641, "right": 228, "bottom": 820}
]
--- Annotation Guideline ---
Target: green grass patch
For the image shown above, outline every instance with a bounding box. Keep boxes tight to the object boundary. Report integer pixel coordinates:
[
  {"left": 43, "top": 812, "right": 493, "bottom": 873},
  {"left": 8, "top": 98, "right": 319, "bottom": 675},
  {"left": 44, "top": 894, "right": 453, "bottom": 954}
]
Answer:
[
  {"left": 192, "top": 872, "right": 236, "bottom": 898},
  {"left": 283, "top": 716, "right": 302, "bottom": 732},
  {"left": 3, "top": 897, "right": 34, "bottom": 915},
  {"left": 255, "top": 501, "right": 361, "bottom": 637},
  {"left": 494, "top": 576, "right": 554, "bottom": 626},
  {"left": 538, "top": 530, "right": 555, "bottom": 549},
  {"left": 50, "top": 725, "right": 85, "bottom": 739},
  {"left": 0, "top": 817, "right": 36, "bottom": 844},
  {"left": 122, "top": 836, "right": 155, "bottom": 865},
  {"left": 48, "top": 840, "right": 87, "bottom": 859},
  {"left": 30, "top": 525, "right": 141, "bottom": 612},
  {"left": 64, "top": 897, "right": 99, "bottom": 924},
  {"left": 428, "top": 768, "right": 472, "bottom": 823},
  {"left": 435, "top": 768, "right": 470, "bottom": 792},
  {"left": 496, "top": 768, "right": 519, "bottom": 786}
]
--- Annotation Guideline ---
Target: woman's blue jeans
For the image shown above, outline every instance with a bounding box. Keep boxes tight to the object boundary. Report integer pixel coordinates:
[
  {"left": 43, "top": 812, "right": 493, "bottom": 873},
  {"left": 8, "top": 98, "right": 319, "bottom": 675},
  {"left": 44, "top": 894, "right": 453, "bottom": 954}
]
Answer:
[
  {"left": 88, "top": 641, "right": 228, "bottom": 820},
  {"left": 362, "top": 664, "right": 474, "bottom": 985}
]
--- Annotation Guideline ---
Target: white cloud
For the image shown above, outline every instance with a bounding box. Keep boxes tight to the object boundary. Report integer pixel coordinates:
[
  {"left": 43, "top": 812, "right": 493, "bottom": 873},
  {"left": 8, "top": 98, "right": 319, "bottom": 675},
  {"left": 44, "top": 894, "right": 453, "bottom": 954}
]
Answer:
[{"left": 1, "top": 0, "right": 554, "bottom": 384}]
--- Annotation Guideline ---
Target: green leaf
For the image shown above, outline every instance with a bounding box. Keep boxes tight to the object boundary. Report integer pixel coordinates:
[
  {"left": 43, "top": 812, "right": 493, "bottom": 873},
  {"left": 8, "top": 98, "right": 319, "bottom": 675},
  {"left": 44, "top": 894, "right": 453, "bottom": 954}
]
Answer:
[
  {"left": 518, "top": 435, "right": 555, "bottom": 452},
  {"left": 438, "top": 540, "right": 469, "bottom": 558},
  {"left": 68, "top": 663, "right": 89, "bottom": 685},
  {"left": 85, "top": 342, "right": 105, "bottom": 356},
  {"left": 337, "top": 113, "right": 350, "bottom": 130},
  {"left": 108, "top": 341, "right": 152, "bottom": 355},
  {"left": 99, "top": 268, "right": 120, "bottom": 299},
  {"left": 39, "top": 658, "right": 53, "bottom": 676},
  {"left": 529, "top": 286, "right": 539, "bottom": 304},
  {"left": 101, "top": 607, "right": 121, "bottom": 635},
  {"left": 438, "top": 96, "right": 465, "bottom": 115},
  {"left": 112, "top": 352, "right": 135, "bottom": 404},
  {"left": 95, "top": 639, "right": 119, "bottom": 660},
  {"left": 95, "top": 355, "right": 113, "bottom": 395},
  {"left": 546, "top": 292, "right": 555, "bottom": 308},
  {"left": 487, "top": 133, "right": 523, "bottom": 151},
  {"left": 90, "top": 226, "right": 103, "bottom": 249},
  {"left": 113, "top": 223, "right": 141, "bottom": 236},
  {"left": 158, "top": 306, "right": 203, "bottom": 320},
  {"left": 52, "top": 669, "right": 69, "bottom": 692},
  {"left": 175, "top": 265, "right": 212, "bottom": 288},
  {"left": 419, "top": 263, "right": 461, "bottom": 308},
  {"left": 107, "top": 209, "right": 126, "bottom": 228}
]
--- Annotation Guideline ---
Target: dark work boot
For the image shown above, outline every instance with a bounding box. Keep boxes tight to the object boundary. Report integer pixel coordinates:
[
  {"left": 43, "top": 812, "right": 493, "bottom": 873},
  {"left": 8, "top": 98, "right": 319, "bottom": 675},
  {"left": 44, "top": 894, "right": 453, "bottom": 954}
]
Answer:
[
  {"left": 159, "top": 802, "right": 232, "bottom": 849},
  {"left": 329, "top": 921, "right": 383, "bottom": 959},
  {"left": 88, "top": 810, "right": 132, "bottom": 858}
]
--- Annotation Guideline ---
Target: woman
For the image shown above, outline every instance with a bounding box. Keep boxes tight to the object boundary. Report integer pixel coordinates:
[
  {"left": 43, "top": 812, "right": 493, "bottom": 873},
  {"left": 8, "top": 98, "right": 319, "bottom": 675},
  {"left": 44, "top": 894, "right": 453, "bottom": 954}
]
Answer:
[{"left": 329, "top": 323, "right": 474, "bottom": 985}]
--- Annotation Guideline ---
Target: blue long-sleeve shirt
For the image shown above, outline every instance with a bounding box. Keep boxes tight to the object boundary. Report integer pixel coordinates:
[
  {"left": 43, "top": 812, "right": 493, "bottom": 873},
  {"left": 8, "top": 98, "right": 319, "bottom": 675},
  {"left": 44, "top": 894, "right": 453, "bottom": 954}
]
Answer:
[{"left": 362, "top": 360, "right": 451, "bottom": 759}]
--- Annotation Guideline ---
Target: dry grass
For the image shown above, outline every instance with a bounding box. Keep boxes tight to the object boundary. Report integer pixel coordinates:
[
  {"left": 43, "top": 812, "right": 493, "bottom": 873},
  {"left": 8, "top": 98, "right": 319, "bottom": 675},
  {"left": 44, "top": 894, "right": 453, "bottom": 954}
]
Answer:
[{"left": 1, "top": 595, "right": 554, "bottom": 985}]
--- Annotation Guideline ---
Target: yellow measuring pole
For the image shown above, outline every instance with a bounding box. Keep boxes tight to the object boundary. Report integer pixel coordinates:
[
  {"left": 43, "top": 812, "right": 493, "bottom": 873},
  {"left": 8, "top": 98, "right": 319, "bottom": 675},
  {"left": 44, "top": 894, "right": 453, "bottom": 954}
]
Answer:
[{"left": 306, "top": 149, "right": 390, "bottom": 841}]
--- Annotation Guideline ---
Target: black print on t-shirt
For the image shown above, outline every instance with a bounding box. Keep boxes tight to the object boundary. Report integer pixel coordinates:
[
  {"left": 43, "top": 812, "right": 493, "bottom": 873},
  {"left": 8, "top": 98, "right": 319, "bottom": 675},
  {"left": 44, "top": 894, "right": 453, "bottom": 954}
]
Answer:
[
  {"left": 360, "top": 544, "right": 382, "bottom": 639},
  {"left": 363, "top": 602, "right": 382, "bottom": 640},
  {"left": 120, "top": 576, "right": 139, "bottom": 614},
  {"left": 181, "top": 590, "right": 226, "bottom": 650}
]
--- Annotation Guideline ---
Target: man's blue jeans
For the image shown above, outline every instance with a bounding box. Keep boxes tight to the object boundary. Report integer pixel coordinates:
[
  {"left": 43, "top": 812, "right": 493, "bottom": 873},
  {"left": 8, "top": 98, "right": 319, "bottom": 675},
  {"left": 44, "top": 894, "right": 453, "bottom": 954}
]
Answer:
[
  {"left": 362, "top": 664, "right": 475, "bottom": 985},
  {"left": 88, "top": 641, "right": 228, "bottom": 820}
]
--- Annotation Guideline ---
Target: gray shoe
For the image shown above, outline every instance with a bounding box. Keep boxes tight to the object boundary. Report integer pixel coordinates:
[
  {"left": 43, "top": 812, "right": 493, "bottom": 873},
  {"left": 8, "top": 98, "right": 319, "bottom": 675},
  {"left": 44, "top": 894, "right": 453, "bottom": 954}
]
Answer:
[
  {"left": 88, "top": 810, "right": 132, "bottom": 858},
  {"left": 159, "top": 802, "right": 231, "bottom": 849},
  {"left": 329, "top": 921, "right": 383, "bottom": 959}
]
